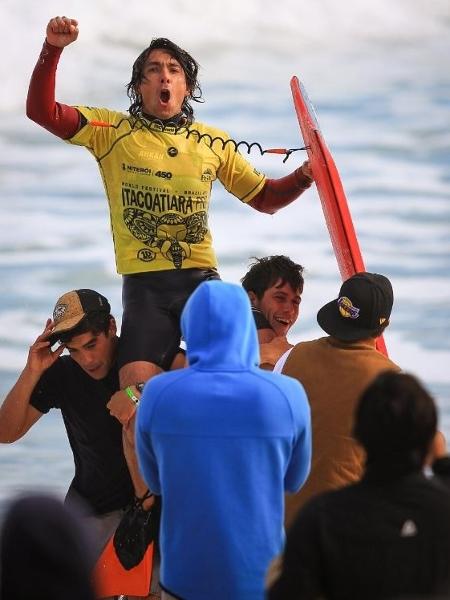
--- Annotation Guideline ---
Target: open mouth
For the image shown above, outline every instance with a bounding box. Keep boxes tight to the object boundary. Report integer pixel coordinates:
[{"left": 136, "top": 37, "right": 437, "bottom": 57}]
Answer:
[
  {"left": 274, "top": 317, "right": 290, "bottom": 326},
  {"left": 160, "top": 89, "right": 170, "bottom": 103}
]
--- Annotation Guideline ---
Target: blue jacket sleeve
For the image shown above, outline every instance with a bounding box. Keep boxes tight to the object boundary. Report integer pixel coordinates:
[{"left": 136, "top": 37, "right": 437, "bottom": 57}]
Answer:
[
  {"left": 284, "top": 381, "right": 312, "bottom": 493},
  {"left": 135, "top": 391, "right": 161, "bottom": 495}
]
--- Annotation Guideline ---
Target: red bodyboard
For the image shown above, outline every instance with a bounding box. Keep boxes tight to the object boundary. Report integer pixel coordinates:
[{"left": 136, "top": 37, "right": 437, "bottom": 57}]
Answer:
[{"left": 290, "top": 76, "right": 387, "bottom": 356}]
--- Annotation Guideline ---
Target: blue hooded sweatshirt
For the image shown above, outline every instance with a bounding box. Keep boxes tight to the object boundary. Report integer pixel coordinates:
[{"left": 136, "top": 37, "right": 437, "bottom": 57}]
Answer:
[{"left": 136, "top": 280, "right": 311, "bottom": 600}]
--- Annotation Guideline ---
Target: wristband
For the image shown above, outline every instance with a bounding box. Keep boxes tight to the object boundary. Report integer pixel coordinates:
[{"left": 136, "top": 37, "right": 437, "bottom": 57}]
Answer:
[
  {"left": 125, "top": 386, "right": 140, "bottom": 406},
  {"left": 135, "top": 381, "right": 146, "bottom": 393}
]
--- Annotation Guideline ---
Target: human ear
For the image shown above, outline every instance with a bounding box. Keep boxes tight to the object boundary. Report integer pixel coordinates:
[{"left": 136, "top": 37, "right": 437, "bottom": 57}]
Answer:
[
  {"left": 109, "top": 317, "right": 117, "bottom": 336},
  {"left": 248, "top": 291, "right": 258, "bottom": 306}
]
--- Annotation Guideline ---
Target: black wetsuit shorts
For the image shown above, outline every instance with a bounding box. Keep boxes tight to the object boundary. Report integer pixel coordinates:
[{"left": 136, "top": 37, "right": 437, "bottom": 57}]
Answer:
[{"left": 117, "top": 268, "right": 220, "bottom": 371}]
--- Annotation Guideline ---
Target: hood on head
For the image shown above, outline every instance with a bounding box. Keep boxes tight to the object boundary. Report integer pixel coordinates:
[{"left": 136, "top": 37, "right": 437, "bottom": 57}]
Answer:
[{"left": 181, "top": 280, "right": 259, "bottom": 369}]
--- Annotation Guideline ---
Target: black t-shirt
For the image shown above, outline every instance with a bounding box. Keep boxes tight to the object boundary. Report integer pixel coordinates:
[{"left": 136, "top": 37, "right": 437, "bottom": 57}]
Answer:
[{"left": 30, "top": 356, "right": 134, "bottom": 515}]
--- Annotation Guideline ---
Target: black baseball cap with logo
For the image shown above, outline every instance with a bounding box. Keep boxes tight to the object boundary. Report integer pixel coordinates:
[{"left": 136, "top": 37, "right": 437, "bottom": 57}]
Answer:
[
  {"left": 49, "top": 289, "right": 111, "bottom": 344},
  {"left": 317, "top": 272, "right": 393, "bottom": 341}
]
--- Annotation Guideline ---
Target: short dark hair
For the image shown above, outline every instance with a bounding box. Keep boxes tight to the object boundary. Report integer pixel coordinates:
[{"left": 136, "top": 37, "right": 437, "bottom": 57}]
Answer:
[
  {"left": 57, "top": 312, "right": 112, "bottom": 345},
  {"left": 126, "top": 38, "right": 203, "bottom": 122},
  {"left": 241, "top": 256, "right": 304, "bottom": 299},
  {"left": 353, "top": 371, "right": 437, "bottom": 469}
]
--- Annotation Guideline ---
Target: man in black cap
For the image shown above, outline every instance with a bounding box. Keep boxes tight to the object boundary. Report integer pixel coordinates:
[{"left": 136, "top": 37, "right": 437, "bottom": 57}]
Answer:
[
  {"left": 274, "top": 272, "right": 401, "bottom": 529},
  {"left": 0, "top": 289, "right": 159, "bottom": 598}
]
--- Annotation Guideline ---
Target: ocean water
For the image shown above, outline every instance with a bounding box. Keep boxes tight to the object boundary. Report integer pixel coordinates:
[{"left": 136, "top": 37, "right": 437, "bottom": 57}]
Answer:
[{"left": 0, "top": 0, "right": 449, "bottom": 508}]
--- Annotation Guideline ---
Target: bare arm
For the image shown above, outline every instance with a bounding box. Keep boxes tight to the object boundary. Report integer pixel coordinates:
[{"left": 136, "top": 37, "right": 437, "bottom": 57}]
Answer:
[
  {"left": 0, "top": 319, "right": 64, "bottom": 442},
  {"left": 259, "top": 336, "right": 293, "bottom": 369},
  {"left": 26, "top": 16, "right": 82, "bottom": 139},
  {"left": 248, "top": 160, "right": 313, "bottom": 215}
]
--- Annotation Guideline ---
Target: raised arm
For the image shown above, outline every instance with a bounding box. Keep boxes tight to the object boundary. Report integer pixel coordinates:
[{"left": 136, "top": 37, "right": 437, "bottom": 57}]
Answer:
[
  {"left": 0, "top": 319, "right": 64, "bottom": 443},
  {"left": 248, "top": 160, "right": 313, "bottom": 215},
  {"left": 26, "top": 16, "right": 83, "bottom": 139}
]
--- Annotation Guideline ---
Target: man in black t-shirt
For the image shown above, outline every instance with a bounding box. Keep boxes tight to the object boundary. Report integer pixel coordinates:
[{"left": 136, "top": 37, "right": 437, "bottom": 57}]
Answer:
[{"left": 0, "top": 289, "right": 143, "bottom": 560}]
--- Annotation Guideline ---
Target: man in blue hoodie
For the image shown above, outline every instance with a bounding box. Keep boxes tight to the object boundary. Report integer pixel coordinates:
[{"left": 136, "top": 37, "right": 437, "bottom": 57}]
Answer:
[{"left": 136, "top": 280, "right": 311, "bottom": 600}]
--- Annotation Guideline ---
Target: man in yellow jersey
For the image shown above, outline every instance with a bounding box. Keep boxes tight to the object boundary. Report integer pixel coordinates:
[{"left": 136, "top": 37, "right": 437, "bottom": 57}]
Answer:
[{"left": 26, "top": 16, "right": 313, "bottom": 424}]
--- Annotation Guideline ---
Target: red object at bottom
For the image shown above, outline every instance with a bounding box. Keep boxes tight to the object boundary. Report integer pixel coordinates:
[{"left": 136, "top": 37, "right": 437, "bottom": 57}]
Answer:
[{"left": 93, "top": 537, "right": 153, "bottom": 598}]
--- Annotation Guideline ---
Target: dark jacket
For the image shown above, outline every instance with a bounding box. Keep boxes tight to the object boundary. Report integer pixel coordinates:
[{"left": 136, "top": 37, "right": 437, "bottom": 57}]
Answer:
[{"left": 268, "top": 463, "right": 450, "bottom": 600}]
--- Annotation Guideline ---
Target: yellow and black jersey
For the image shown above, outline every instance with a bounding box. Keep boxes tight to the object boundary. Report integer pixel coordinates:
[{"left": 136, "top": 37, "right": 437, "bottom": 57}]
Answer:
[{"left": 67, "top": 107, "right": 266, "bottom": 273}]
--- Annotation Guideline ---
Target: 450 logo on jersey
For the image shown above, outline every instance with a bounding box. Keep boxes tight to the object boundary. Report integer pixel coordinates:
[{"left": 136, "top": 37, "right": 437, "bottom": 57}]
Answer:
[
  {"left": 121, "top": 163, "right": 172, "bottom": 179},
  {"left": 123, "top": 208, "right": 208, "bottom": 269}
]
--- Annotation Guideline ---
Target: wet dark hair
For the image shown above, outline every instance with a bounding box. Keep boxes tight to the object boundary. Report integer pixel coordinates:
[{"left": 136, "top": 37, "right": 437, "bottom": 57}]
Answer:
[
  {"left": 126, "top": 38, "right": 203, "bottom": 122},
  {"left": 241, "top": 256, "right": 304, "bottom": 299},
  {"left": 57, "top": 312, "right": 112, "bottom": 345},
  {"left": 353, "top": 371, "right": 437, "bottom": 469}
]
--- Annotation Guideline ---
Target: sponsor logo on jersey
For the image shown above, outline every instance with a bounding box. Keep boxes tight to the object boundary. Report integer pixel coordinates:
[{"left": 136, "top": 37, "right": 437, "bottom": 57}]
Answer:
[
  {"left": 201, "top": 168, "right": 213, "bottom": 182},
  {"left": 122, "top": 163, "right": 153, "bottom": 175},
  {"left": 122, "top": 187, "right": 207, "bottom": 214},
  {"left": 138, "top": 150, "right": 164, "bottom": 160},
  {"left": 137, "top": 248, "right": 156, "bottom": 262}
]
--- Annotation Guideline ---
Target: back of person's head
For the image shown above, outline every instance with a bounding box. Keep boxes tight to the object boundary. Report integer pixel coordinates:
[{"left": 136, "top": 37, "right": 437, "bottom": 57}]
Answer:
[
  {"left": 353, "top": 371, "right": 437, "bottom": 470},
  {"left": 49, "top": 289, "right": 112, "bottom": 345},
  {"left": 0, "top": 493, "right": 96, "bottom": 600},
  {"left": 317, "top": 271, "right": 393, "bottom": 342},
  {"left": 241, "top": 255, "right": 304, "bottom": 299},
  {"left": 181, "top": 280, "right": 259, "bottom": 369}
]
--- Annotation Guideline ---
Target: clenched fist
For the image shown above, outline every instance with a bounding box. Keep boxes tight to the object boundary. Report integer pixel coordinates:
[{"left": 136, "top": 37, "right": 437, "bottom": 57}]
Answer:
[{"left": 46, "top": 16, "right": 79, "bottom": 48}]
